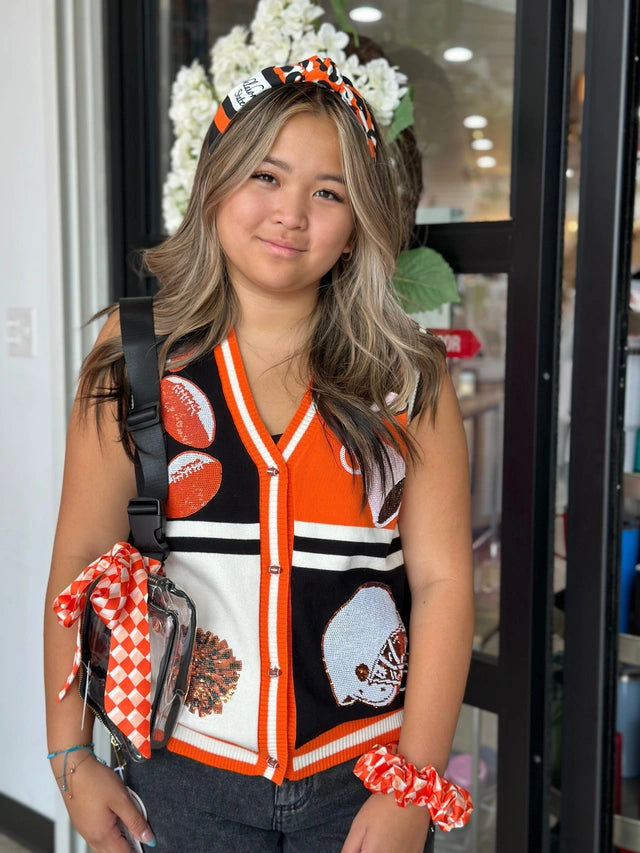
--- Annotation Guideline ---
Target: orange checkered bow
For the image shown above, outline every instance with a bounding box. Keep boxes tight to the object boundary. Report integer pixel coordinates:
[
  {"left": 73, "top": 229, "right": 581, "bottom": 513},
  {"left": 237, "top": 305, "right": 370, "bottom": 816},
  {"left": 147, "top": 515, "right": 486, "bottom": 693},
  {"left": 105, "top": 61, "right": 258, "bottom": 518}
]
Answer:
[{"left": 53, "top": 542, "right": 162, "bottom": 758}]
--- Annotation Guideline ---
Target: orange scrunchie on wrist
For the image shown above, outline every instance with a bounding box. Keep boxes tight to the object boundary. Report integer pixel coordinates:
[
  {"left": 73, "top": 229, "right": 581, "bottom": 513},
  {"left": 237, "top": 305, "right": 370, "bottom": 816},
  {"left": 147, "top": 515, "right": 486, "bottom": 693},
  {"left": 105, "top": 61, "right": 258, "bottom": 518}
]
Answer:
[{"left": 353, "top": 742, "right": 473, "bottom": 832}]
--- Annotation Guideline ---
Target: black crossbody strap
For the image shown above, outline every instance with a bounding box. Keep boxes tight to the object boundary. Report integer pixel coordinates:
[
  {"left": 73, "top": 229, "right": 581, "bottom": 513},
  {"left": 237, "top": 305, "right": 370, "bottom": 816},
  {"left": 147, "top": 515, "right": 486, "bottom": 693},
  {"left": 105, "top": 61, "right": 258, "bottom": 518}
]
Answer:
[{"left": 119, "top": 296, "right": 169, "bottom": 563}]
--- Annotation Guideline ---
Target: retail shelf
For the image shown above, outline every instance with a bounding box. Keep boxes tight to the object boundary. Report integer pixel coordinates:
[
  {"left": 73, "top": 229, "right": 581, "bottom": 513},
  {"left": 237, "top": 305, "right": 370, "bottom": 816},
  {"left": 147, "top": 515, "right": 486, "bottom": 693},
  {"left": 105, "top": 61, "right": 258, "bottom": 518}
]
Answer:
[
  {"left": 624, "top": 473, "right": 640, "bottom": 501},
  {"left": 614, "top": 814, "right": 640, "bottom": 851},
  {"left": 458, "top": 389, "right": 503, "bottom": 419},
  {"left": 620, "top": 633, "right": 640, "bottom": 666}
]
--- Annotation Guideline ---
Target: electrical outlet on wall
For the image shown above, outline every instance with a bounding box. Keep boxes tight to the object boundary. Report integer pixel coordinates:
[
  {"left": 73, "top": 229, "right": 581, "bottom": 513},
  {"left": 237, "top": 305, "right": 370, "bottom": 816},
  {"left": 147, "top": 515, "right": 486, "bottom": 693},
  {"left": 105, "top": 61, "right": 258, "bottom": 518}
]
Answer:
[{"left": 7, "top": 307, "right": 36, "bottom": 357}]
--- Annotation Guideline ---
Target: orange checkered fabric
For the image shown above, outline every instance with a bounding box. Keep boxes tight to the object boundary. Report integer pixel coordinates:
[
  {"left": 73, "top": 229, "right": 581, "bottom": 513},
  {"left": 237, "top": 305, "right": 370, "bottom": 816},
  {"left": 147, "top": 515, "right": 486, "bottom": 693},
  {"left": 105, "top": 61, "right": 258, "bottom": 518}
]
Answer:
[
  {"left": 353, "top": 742, "right": 473, "bottom": 831},
  {"left": 53, "top": 542, "right": 162, "bottom": 758}
]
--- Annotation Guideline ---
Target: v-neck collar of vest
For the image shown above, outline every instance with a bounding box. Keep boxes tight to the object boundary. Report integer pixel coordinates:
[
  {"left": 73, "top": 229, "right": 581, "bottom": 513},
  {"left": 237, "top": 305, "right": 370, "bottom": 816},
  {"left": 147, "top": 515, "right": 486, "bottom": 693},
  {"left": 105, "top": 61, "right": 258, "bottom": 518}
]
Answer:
[{"left": 216, "top": 328, "right": 317, "bottom": 464}]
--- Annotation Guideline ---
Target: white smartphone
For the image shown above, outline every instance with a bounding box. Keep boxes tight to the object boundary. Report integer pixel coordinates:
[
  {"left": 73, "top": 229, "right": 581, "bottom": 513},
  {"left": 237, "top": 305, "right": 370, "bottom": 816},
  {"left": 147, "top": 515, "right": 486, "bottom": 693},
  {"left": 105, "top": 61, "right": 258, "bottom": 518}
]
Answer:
[{"left": 117, "top": 786, "right": 148, "bottom": 852}]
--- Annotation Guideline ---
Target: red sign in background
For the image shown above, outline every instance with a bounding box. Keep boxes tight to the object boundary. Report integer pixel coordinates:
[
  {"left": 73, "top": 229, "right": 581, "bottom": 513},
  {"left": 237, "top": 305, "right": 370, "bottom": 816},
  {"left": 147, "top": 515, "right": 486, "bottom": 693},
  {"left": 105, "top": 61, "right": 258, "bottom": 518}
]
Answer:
[{"left": 431, "top": 329, "right": 482, "bottom": 359}]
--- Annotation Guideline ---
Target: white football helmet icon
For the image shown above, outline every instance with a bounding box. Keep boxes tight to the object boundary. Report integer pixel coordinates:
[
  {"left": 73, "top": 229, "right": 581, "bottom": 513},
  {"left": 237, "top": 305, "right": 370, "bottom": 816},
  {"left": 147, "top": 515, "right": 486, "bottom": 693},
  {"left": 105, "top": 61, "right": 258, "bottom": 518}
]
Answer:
[{"left": 322, "top": 584, "right": 407, "bottom": 707}]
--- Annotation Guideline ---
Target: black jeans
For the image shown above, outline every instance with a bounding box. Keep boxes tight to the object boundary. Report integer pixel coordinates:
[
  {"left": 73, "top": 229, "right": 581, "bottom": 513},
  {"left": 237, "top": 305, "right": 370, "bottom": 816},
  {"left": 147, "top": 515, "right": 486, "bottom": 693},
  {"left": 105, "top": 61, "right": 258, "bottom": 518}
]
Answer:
[{"left": 126, "top": 749, "right": 437, "bottom": 852}]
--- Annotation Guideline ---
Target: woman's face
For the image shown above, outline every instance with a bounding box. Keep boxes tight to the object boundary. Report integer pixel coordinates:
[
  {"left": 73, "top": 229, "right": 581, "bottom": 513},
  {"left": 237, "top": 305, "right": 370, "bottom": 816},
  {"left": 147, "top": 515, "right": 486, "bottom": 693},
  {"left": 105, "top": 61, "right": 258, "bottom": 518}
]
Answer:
[{"left": 215, "top": 112, "right": 355, "bottom": 303}]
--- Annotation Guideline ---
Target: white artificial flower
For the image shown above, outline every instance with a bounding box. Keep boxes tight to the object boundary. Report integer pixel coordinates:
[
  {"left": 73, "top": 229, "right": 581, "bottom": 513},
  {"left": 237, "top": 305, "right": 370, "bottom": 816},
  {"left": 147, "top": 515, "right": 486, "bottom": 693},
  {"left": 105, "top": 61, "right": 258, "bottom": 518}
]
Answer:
[
  {"left": 210, "top": 26, "right": 253, "bottom": 97},
  {"left": 162, "top": 171, "right": 192, "bottom": 234},
  {"left": 252, "top": 0, "right": 323, "bottom": 33},
  {"left": 297, "top": 22, "right": 349, "bottom": 64},
  {"left": 171, "top": 59, "right": 208, "bottom": 101},
  {"left": 251, "top": 0, "right": 287, "bottom": 24},
  {"left": 251, "top": 15, "right": 286, "bottom": 40},
  {"left": 353, "top": 58, "right": 408, "bottom": 126},
  {"left": 169, "top": 61, "right": 216, "bottom": 136},
  {"left": 280, "top": 0, "right": 324, "bottom": 39},
  {"left": 364, "top": 57, "right": 408, "bottom": 95},
  {"left": 169, "top": 134, "right": 198, "bottom": 182},
  {"left": 251, "top": 0, "right": 323, "bottom": 54},
  {"left": 250, "top": 35, "right": 294, "bottom": 69},
  {"left": 211, "top": 23, "right": 249, "bottom": 56},
  {"left": 341, "top": 54, "right": 364, "bottom": 81},
  {"left": 214, "top": 63, "right": 253, "bottom": 99}
]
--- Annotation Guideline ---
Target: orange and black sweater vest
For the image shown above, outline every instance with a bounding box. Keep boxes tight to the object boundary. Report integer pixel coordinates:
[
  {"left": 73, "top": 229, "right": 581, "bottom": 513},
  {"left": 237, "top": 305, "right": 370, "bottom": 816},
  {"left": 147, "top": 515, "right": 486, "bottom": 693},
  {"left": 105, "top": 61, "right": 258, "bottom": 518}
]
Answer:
[{"left": 160, "top": 330, "right": 413, "bottom": 783}]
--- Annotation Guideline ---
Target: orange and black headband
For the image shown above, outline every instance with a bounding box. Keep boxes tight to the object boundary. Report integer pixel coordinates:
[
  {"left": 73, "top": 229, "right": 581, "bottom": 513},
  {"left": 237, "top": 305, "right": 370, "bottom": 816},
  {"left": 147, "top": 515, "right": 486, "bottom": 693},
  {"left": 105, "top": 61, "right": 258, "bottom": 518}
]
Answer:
[{"left": 207, "top": 55, "right": 377, "bottom": 159}]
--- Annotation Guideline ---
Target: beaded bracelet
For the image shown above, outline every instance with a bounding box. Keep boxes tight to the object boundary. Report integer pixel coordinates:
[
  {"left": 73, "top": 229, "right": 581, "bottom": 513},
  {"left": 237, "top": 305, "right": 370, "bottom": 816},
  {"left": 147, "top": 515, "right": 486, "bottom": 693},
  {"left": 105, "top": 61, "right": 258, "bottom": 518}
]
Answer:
[
  {"left": 353, "top": 742, "right": 473, "bottom": 832},
  {"left": 46, "top": 743, "right": 106, "bottom": 797}
]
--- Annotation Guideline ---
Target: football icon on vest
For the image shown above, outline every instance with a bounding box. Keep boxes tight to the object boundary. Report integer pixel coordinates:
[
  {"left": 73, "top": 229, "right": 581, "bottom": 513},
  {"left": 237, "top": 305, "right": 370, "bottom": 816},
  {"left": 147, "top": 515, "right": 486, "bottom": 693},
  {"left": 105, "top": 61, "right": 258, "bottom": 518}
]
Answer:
[
  {"left": 339, "top": 444, "right": 405, "bottom": 527},
  {"left": 161, "top": 376, "right": 216, "bottom": 448},
  {"left": 166, "top": 451, "right": 222, "bottom": 518},
  {"left": 322, "top": 584, "right": 407, "bottom": 707}
]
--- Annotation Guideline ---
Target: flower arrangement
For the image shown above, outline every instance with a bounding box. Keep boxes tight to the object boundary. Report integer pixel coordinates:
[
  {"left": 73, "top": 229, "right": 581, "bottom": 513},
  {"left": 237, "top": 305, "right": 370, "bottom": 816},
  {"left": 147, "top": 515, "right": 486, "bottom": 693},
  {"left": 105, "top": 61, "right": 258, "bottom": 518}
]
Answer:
[
  {"left": 163, "top": 0, "right": 413, "bottom": 232},
  {"left": 163, "top": 0, "right": 458, "bottom": 314}
]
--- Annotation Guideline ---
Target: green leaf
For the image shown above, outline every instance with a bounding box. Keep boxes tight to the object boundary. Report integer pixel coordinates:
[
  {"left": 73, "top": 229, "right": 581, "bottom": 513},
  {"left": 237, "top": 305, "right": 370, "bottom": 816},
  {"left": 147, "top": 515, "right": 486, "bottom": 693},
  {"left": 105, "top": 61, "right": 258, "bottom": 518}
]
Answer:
[
  {"left": 388, "top": 91, "right": 415, "bottom": 142},
  {"left": 330, "top": 0, "right": 359, "bottom": 46},
  {"left": 392, "top": 247, "right": 460, "bottom": 312}
]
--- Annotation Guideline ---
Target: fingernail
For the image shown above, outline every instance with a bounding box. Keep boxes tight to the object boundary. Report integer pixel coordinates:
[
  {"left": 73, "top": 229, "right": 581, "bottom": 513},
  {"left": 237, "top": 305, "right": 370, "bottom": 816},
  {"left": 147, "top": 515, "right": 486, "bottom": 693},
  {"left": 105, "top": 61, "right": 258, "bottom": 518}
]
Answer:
[{"left": 140, "top": 829, "right": 156, "bottom": 847}]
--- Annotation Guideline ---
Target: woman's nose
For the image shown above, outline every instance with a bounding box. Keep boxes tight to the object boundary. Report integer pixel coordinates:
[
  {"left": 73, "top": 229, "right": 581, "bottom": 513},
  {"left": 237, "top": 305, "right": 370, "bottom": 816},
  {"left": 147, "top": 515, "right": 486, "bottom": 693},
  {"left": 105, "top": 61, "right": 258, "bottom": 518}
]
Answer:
[{"left": 271, "top": 189, "right": 308, "bottom": 229}]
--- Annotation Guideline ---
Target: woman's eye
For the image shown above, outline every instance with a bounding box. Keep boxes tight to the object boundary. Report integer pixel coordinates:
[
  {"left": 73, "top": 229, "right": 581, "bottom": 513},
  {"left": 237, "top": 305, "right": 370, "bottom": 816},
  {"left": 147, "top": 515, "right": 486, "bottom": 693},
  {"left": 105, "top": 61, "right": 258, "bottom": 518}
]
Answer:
[
  {"left": 315, "top": 188, "right": 344, "bottom": 202},
  {"left": 252, "top": 172, "right": 277, "bottom": 184}
]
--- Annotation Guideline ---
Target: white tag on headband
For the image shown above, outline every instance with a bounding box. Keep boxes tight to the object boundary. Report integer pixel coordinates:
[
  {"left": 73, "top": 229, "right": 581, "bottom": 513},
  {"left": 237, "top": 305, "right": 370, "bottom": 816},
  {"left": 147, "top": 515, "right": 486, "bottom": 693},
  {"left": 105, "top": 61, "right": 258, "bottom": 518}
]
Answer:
[{"left": 226, "top": 71, "right": 272, "bottom": 112}]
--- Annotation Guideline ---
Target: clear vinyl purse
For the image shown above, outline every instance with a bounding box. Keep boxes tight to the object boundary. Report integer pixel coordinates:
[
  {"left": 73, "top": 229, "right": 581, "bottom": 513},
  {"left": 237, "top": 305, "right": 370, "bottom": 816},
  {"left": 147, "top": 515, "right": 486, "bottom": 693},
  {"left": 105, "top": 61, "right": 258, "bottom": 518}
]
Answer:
[{"left": 79, "top": 572, "right": 196, "bottom": 762}]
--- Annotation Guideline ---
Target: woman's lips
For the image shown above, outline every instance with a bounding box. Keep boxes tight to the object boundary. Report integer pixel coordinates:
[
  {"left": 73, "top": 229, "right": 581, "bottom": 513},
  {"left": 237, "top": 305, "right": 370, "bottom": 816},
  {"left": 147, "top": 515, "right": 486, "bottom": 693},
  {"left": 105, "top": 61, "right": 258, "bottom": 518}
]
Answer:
[{"left": 259, "top": 238, "right": 305, "bottom": 257}]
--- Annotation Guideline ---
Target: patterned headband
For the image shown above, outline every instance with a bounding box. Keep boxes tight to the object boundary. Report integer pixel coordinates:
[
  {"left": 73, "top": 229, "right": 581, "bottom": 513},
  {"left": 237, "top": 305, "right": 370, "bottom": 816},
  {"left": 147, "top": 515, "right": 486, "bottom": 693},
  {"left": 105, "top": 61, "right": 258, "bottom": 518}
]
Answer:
[{"left": 207, "top": 55, "right": 377, "bottom": 158}]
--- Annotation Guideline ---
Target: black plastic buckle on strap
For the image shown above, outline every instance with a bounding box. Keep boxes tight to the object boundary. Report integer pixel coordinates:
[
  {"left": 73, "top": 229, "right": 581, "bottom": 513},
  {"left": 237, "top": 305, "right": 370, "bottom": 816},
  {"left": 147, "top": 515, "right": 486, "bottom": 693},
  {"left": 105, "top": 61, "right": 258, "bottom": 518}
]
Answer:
[
  {"left": 126, "top": 403, "right": 161, "bottom": 433},
  {"left": 127, "top": 497, "right": 170, "bottom": 564}
]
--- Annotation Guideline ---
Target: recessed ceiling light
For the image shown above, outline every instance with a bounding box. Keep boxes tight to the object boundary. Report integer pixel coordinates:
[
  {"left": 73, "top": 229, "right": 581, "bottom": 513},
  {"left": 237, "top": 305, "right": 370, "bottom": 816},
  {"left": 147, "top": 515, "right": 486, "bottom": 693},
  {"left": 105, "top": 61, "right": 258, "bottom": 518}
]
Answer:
[
  {"left": 471, "top": 138, "right": 494, "bottom": 151},
  {"left": 463, "top": 114, "right": 488, "bottom": 129},
  {"left": 349, "top": 6, "right": 383, "bottom": 22},
  {"left": 566, "top": 168, "right": 576, "bottom": 178},
  {"left": 477, "top": 156, "right": 497, "bottom": 169},
  {"left": 443, "top": 46, "right": 473, "bottom": 63}
]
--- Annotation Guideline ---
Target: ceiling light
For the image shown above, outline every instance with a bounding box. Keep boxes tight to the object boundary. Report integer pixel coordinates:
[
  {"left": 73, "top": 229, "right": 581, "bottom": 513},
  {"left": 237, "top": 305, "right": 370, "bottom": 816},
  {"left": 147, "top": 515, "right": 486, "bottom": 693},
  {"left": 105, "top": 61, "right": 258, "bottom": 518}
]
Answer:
[
  {"left": 349, "top": 5, "right": 383, "bottom": 22},
  {"left": 471, "top": 138, "right": 494, "bottom": 151},
  {"left": 463, "top": 114, "right": 488, "bottom": 129},
  {"left": 566, "top": 168, "right": 575, "bottom": 178},
  {"left": 443, "top": 46, "right": 473, "bottom": 63},
  {"left": 477, "top": 156, "right": 497, "bottom": 169}
]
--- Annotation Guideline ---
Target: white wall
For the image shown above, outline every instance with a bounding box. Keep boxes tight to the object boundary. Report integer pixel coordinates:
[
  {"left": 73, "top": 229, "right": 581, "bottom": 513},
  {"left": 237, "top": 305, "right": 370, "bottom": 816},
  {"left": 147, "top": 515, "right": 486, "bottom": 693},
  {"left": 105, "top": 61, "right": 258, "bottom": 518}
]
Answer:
[
  {"left": 0, "top": 0, "right": 66, "bottom": 821},
  {"left": 0, "top": 3, "right": 108, "bottom": 835}
]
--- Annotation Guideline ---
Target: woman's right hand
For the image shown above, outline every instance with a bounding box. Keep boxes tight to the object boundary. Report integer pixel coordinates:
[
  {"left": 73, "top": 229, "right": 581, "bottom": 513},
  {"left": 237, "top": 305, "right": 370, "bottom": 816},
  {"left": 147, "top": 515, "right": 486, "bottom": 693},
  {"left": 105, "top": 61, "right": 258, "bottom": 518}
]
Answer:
[{"left": 51, "top": 754, "right": 155, "bottom": 852}]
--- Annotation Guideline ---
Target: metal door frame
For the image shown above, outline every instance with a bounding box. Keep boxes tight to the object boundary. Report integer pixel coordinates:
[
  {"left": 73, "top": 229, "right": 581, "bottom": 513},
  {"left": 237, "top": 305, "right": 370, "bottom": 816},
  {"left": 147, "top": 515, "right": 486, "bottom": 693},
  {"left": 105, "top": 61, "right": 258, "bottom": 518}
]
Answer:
[{"left": 560, "top": 0, "right": 640, "bottom": 849}]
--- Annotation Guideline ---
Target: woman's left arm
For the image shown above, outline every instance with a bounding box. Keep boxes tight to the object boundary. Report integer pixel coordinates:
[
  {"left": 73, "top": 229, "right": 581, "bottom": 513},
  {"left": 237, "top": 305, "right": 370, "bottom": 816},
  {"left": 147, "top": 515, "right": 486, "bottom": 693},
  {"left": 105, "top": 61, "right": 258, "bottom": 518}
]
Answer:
[{"left": 342, "top": 372, "right": 474, "bottom": 853}]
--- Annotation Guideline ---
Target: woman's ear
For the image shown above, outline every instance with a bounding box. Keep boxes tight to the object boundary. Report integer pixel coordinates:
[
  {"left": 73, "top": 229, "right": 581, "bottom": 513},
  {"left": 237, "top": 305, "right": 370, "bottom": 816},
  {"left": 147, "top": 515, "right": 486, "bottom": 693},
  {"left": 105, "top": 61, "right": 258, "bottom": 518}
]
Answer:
[{"left": 343, "top": 230, "right": 356, "bottom": 255}]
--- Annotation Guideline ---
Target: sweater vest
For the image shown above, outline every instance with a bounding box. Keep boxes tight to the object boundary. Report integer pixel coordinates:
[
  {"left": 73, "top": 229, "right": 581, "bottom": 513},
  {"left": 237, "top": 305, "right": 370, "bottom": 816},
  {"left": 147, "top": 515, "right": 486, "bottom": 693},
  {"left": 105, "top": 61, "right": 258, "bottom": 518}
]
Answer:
[{"left": 160, "top": 330, "right": 413, "bottom": 784}]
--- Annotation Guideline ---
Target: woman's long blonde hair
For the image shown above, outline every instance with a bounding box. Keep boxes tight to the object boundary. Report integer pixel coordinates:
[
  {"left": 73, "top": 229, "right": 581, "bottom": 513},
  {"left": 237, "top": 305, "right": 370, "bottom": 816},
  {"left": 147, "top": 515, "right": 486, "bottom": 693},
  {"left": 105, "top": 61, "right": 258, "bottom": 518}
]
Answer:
[{"left": 80, "top": 82, "right": 446, "bottom": 496}]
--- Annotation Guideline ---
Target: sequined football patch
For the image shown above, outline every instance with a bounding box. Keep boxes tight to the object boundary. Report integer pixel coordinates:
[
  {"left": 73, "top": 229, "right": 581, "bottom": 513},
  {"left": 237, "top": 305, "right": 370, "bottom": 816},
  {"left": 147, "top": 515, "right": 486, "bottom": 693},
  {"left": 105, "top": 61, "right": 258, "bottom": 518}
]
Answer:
[
  {"left": 186, "top": 629, "right": 242, "bottom": 717},
  {"left": 165, "top": 451, "right": 223, "bottom": 518},
  {"left": 161, "top": 376, "right": 216, "bottom": 448},
  {"left": 322, "top": 583, "right": 407, "bottom": 708}
]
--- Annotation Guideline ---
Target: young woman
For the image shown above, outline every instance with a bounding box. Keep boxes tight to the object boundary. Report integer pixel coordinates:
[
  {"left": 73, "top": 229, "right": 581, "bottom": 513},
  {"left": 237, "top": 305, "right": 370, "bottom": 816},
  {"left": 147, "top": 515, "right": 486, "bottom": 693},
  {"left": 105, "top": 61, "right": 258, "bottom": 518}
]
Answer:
[{"left": 44, "top": 57, "right": 474, "bottom": 853}]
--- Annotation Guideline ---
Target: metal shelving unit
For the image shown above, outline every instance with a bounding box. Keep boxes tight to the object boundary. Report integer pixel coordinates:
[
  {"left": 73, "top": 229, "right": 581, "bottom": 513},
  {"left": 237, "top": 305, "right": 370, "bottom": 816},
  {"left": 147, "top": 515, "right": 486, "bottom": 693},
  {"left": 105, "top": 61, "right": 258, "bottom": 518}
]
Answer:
[{"left": 615, "top": 633, "right": 640, "bottom": 851}]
